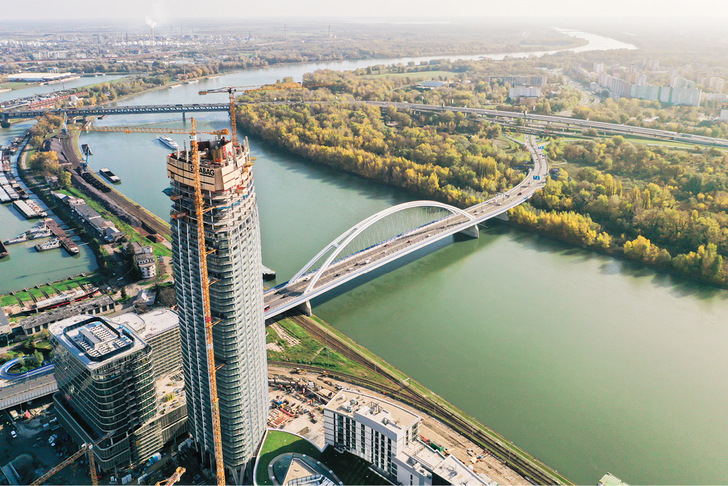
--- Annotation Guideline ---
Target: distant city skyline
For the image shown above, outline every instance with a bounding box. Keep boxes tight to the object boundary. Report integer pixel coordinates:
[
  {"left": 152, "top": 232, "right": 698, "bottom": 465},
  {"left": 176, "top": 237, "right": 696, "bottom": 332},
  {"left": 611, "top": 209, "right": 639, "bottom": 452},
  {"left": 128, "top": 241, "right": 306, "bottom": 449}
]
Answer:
[{"left": 4, "top": 0, "right": 728, "bottom": 21}]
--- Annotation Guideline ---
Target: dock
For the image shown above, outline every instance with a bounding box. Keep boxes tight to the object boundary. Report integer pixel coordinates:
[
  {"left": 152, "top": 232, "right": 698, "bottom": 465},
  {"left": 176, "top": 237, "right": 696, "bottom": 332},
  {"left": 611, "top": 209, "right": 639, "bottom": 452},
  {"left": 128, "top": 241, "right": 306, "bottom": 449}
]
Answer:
[
  {"left": 44, "top": 218, "right": 79, "bottom": 255},
  {"left": 262, "top": 264, "right": 276, "bottom": 281},
  {"left": 0, "top": 239, "right": 8, "bottom": 259}
]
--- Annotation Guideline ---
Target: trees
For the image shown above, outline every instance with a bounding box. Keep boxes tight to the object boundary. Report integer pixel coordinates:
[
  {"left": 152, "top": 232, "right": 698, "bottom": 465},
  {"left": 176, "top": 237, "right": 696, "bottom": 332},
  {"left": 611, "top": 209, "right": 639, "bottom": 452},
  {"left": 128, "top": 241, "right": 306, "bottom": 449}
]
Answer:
[{"left": 28, "top": 151, "right": 60, "bottom": 174}]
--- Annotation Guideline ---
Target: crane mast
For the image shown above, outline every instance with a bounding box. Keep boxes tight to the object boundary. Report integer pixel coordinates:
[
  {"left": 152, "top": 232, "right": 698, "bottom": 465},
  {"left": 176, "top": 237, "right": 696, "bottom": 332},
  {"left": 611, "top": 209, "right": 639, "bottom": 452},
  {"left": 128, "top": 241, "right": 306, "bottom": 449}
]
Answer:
[
  {"left": 70, "top": 119, "right": 228, "bottom": 485},
  {"left": 199, "top": 81, "right": 302, "bottom": 151},
  {"left": 189, "top": 119, "right": 226, "bottom": 484}
]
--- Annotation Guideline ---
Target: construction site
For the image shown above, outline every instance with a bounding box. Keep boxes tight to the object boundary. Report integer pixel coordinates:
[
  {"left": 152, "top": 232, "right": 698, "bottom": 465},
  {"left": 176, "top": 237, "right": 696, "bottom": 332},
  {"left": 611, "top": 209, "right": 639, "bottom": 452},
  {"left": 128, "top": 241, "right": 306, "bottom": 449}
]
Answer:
[{"left": 0, "top": 81, "right": 563, "bottom": 486}]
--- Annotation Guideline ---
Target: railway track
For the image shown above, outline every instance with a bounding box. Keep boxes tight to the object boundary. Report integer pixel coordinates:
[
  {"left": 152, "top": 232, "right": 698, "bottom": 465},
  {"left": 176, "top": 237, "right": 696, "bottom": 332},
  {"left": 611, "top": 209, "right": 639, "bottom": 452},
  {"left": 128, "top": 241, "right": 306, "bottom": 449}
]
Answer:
[
  {"left": 278, "top": 316, "right": 571, "bottom": 485},
  {"left": 59, "top": 132, "right": 172, "bottom": 238}
]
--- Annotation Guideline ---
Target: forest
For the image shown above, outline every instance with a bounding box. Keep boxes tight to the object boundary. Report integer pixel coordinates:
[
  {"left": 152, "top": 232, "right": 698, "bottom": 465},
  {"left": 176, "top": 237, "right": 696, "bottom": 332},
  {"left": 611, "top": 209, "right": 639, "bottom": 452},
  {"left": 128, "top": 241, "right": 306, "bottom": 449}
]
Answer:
[{"left": 237, "top": 71, "right": 728, "bottom": 285}]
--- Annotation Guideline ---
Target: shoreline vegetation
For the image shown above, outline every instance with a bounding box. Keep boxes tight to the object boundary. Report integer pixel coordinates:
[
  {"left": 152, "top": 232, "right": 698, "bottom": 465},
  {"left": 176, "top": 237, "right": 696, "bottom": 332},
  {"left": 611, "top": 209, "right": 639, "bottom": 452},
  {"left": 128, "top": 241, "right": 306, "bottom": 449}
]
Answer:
[{"left": 233, "top": 65, "right": 728, "bottom": 287}]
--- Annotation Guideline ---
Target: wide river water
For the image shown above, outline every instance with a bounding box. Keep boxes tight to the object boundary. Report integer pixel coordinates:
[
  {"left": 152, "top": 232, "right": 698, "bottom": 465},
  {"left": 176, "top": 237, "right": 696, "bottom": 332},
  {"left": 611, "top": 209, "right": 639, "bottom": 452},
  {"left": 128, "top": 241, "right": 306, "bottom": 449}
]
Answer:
[{"left": 4, "top": 32, "right": 725, "bottom": 484}]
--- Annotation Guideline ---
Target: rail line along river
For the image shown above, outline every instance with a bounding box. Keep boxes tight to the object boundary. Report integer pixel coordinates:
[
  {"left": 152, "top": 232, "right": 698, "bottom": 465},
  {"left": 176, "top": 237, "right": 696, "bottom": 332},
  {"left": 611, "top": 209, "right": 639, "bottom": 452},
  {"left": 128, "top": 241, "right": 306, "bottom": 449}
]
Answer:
[{"left": 5, "top": 32, "right": 727, "bottom": 484}]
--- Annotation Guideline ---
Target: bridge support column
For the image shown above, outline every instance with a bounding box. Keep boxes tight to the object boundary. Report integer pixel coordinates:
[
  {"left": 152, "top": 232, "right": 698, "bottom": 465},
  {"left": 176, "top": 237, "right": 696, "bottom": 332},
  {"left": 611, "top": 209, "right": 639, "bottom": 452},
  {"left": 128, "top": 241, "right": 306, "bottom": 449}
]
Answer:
[
  {"left": 296, "top": 300, "right": 312, "bottom": 317},
  {"left": 496, "top": 213, "right": 509, "bottom": 222},
  {"left": 457, "top": 224, "right": 480, "bottom": 239},
  {"left": 0, "top": 115, "right": 9, "bottom": 128},
  {"left": 182, "top": 111, "right": 186, "bottom": 121}
]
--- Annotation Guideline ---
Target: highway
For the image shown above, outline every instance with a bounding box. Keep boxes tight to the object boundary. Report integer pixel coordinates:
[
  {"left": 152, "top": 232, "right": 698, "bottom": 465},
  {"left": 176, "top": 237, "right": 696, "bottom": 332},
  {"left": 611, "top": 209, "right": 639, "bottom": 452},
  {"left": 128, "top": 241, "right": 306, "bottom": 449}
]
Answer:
[
  {"left": 365, "top": 101, "right": 728, "bottom": 148},
  {"left": 263, "top": 135, "right": 548, "bottom": 319},
  {"left": 5, "top": 100, "right": 727, "bottom": 149}
]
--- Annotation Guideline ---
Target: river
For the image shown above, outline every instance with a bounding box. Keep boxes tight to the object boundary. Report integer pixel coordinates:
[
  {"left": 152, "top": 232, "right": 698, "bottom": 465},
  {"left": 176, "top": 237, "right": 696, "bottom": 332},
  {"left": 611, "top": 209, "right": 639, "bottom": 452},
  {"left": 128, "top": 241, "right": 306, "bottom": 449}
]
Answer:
[{"left": 5, "top": 31, "right": 722, "bottom": 484}]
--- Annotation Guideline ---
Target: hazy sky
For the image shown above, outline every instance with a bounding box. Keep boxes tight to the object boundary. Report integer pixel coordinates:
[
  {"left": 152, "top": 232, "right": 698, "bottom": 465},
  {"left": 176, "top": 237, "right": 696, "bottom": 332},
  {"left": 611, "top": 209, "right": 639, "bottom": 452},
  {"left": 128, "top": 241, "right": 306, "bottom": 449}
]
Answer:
[{"left": 4, "top": 0, "right": 728, "bottom": 21}]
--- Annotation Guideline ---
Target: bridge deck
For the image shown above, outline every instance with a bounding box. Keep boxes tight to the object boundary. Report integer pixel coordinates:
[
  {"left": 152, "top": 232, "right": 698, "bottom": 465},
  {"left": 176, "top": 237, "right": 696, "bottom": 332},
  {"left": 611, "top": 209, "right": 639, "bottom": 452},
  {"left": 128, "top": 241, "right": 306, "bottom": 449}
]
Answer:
[{"left": 263, "top": 135, "right": 548, "bottom": 319}]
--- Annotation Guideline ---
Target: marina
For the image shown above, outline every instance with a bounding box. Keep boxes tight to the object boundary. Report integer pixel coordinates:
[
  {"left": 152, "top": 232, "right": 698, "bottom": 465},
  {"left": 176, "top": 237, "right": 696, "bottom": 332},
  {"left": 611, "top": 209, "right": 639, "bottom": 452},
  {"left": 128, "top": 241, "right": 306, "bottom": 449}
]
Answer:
[
  {"left": 5, "top": 222, "right": 53, "bottom": 245},
  {"left": 44, "top": 218, "right": 79, "bottom": 255}
]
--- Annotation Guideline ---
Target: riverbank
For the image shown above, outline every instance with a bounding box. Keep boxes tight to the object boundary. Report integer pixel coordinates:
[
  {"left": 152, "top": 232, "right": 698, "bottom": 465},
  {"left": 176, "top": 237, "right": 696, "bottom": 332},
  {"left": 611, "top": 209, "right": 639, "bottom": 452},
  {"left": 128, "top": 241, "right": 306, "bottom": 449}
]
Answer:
[{"left": 268, "top": 314, "right": 572, "bottom": 484}]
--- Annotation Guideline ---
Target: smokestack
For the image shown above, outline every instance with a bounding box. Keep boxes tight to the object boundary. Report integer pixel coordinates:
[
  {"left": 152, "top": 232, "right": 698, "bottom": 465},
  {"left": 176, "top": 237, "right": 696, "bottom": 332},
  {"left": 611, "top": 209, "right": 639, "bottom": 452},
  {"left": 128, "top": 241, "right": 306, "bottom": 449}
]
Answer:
[{"left": 145, "top": 17, "right": 157, "bottom": 43}]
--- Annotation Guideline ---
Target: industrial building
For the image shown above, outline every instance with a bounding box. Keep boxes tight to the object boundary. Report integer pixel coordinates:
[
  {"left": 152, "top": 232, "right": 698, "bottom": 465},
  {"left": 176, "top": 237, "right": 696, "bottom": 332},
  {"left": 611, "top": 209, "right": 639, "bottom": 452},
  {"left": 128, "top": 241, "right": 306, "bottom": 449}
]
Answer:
[
  {"left": 49, "top": 312, "right": 187, "bottom": 473},
  {"left": 167, "top": 136, "right": 267, "bottom": 484},
  {"left": 324, "top": 390, "right": 490, "bottom": 486}
]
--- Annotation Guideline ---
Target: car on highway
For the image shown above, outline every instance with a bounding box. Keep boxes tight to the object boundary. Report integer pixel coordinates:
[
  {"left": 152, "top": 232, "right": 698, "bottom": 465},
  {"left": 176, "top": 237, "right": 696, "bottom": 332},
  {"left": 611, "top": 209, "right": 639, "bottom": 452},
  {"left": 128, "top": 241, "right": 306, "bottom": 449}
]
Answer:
[{"left": 264, "top": 305, "right": 270, "bottom": 311}]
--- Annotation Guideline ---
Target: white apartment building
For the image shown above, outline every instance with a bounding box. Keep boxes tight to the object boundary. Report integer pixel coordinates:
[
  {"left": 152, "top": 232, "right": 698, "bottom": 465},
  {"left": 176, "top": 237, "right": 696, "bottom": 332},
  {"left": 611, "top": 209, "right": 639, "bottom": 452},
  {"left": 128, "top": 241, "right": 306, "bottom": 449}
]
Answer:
[{"left": 324, "top": 390, "right": 490, "bottom": 486}]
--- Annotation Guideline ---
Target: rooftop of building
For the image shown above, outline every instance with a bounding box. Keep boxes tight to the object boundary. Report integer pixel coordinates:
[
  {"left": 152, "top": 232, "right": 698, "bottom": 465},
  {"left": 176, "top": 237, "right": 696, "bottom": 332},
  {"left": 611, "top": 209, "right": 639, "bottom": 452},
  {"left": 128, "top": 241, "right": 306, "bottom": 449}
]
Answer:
[
  {"left": 113, "top": 309, "right": 177, "bottom": 341},
  {"left": 49, "top": 315, "right": 147, "bottom": 367},
  {"left": 21, "top": 294, "right": 114, "bottom": 331},
  {"left": 431, "top": 454, "right": 491, "bottom": 486},
  {"left": 324, "top": 389, "right": 420, "bottom": 435},
  {"left": 397, "top": 439, "right": 490, "bottom": 486},
  {"left": 155, "top": 371, "right": 186, "bottom": 417},
  {"left": 168, "top": 138, "right": 241, "bottom": 166},
  {"left": 72, "top": 202, "right": 103, "bottom": 221}
]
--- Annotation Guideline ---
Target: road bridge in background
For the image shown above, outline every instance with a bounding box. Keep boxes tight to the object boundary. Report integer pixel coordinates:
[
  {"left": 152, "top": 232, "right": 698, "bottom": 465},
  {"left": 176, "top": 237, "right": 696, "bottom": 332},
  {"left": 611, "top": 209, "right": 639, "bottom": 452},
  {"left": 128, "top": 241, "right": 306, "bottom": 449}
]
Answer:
[
  {"left": 0, "top": 103, "right": 229, "bottom": 124},
  {"left": 263, "top": 135, "right": 548, "bottom": 319},
  {"left": 366, "top": 101, "right": 728, "bottom": 148}
]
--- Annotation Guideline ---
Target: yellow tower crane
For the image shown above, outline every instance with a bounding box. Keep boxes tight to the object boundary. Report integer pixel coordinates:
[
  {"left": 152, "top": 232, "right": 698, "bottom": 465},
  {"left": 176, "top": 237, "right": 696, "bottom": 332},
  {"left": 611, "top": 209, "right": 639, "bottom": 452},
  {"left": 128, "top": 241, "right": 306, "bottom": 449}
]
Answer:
[
  {"left": 31, "top": 430, "right": 117, "bottom": 485},
  {"left": 198, "top": 81, "right": 303, "bottom": 149},
  {"left": 69, "top": 120, "right": 229, "bottom": 485},
  {"left": 155, "top": 467, "right": 187, "bottom": 486}
]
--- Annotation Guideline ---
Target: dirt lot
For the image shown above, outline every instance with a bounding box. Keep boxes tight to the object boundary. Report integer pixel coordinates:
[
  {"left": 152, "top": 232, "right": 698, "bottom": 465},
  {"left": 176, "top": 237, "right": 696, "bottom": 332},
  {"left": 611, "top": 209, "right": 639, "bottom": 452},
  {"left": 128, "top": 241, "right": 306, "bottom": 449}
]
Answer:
[
  {"left": 268, "top": 365, "right": 528, "bottom": 485},
  {"left": 0, "top": 398, "right": 91, "bottom": 485}
]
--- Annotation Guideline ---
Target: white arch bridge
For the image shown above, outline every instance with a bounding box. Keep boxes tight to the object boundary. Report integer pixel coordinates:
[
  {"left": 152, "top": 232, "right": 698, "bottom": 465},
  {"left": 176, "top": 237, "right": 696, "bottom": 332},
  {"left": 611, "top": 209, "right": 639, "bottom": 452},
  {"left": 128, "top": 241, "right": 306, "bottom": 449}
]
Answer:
[{"left": 263, "top": 135, "right": 548, "bottom": 319}]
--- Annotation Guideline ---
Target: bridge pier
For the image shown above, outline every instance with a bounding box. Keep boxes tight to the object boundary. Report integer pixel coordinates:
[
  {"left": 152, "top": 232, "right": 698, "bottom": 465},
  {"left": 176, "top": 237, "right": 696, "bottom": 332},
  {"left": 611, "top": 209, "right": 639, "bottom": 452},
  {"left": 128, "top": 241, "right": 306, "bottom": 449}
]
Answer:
[
  {"left": 182, "top": 111, "right": 186, "bottom": 121},
  {"left": 0, "top": 115, "right": 9, "bottom": 128},
  {"left": 296, "top": 300, "right": 312, "bottom": 317},
  {"left": 457, "top": 224, "right": 480, "bottom": 239}
]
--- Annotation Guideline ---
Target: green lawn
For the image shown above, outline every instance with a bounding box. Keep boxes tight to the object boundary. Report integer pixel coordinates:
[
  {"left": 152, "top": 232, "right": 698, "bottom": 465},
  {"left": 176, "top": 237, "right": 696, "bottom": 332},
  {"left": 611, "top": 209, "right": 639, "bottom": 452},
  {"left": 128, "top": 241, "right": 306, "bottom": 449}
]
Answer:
[
  {"left": 0, "top": 273, "right": 105, "bottom": 309},
  {"left": 255, "top": 431, "right": 323, "bottom": 486},
  {"left": 255, "top": 431, "right": 384, "bottom": 486},
  {"left": 267, "top": 318, "right": 382, "bottom": 381},
  {"left": 0, "top": 81, "right": 32, "bottom": 90}
]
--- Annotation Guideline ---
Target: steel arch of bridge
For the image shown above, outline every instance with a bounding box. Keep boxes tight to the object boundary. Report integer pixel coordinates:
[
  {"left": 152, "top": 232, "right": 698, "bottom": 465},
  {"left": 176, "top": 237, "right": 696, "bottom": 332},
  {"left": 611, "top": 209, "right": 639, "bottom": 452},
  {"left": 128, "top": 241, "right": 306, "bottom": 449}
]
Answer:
[{"left": 289, "top": 200, "right": 476, "bottom": 294}]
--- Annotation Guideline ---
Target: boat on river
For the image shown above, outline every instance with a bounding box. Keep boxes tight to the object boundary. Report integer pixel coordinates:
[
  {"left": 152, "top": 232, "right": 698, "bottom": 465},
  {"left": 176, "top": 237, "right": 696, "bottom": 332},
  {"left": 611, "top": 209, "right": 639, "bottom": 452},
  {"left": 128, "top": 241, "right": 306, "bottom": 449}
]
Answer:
[
  {"left": 158, "top": 136, "right": 179, "bottom": 150},
  {"left": 5, "top": 233, "right": 27, "bottom": 245},
  {"left": 99, "top": 168, "right": 121, "bottom": 183},
  {"left": 35, "top": 238, "right": 61, "bottom": 252}
]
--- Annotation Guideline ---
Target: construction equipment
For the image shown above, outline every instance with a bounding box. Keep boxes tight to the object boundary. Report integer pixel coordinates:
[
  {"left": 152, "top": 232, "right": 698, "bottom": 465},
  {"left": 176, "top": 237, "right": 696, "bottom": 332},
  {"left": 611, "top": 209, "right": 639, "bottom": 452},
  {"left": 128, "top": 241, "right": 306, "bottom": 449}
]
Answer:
[
  {"left": 31, "top": 431, "right": 114, "bottom": 485},
  {"left": 199, "top": 82, "right": 303, "bottom": 149},
  {"left": 68, "top": 119, "right": 229, "bottom": 485},
  {"left": 73, "top": 124, "right": 229, "bottom": 138},
  {"left": 155, "top": 467, "right": 186, "bottom": 486}
]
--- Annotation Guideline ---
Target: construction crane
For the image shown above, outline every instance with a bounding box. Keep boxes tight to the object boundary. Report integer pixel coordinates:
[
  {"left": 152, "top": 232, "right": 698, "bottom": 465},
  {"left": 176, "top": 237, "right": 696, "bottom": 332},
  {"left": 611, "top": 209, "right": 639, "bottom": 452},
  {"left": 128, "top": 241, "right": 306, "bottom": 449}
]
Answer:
[
  {"left": 69, "top": 119, "right": 229, "bottom": 485},
  {"left": 155, "top": 467, "right": 186, "bottom": 486},
  {"left": 198, "top": 81, "right": 303, "bottom": 150},
  {"left": 31, "top": 431, "right": 115, "bottom": 485}
]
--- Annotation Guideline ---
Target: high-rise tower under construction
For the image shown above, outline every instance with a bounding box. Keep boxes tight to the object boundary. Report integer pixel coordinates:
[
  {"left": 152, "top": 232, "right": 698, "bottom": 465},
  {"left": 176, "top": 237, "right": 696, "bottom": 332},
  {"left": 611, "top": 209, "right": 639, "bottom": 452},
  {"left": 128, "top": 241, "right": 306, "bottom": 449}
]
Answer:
[{"left": 167, "top": 136, "right": 267, "bottom": 484}]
